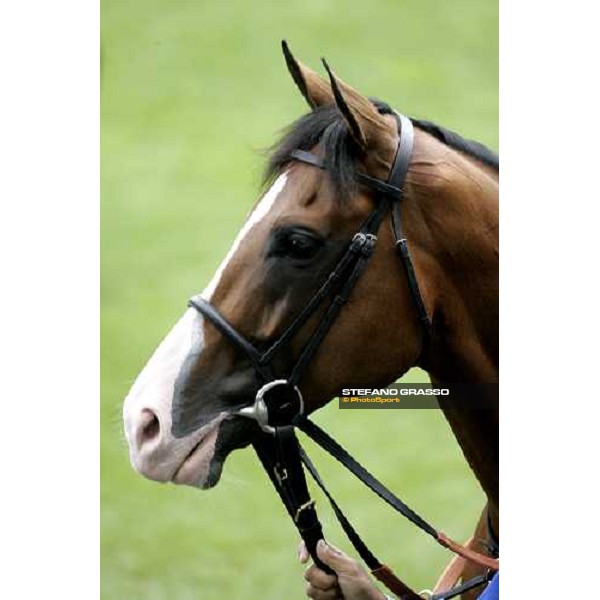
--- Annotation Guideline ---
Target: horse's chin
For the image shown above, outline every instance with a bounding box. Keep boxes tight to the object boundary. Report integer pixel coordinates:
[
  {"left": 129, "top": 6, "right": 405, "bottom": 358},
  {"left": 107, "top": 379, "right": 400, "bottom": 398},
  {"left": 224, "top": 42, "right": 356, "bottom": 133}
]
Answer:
[{"left": 175, "top": 417, "right": 256, "bottom": 490}]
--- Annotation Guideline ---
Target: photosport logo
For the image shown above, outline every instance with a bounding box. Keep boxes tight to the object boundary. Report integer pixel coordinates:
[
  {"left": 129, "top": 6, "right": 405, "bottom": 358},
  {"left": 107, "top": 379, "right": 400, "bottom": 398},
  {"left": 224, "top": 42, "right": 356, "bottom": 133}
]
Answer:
[{"left": 337, "top": 383, "right": 498, "bottom": 409}]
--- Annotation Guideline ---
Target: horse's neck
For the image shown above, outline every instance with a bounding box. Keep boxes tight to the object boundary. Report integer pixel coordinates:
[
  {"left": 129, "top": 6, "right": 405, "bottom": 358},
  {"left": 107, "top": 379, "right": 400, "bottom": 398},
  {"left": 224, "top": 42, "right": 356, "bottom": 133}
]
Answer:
[
  {"left": 408, "top": 133, "right": 499, "bottom": 508},
  {"left": 429, "top": 373, "right": 499, "bottom": 511}
]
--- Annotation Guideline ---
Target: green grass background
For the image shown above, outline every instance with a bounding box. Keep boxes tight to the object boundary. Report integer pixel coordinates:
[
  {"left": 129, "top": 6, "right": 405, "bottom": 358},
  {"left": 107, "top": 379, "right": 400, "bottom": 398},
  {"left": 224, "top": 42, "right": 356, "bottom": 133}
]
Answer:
[{"left": 101, "top": 1, "right": 497, "bottom": 598}]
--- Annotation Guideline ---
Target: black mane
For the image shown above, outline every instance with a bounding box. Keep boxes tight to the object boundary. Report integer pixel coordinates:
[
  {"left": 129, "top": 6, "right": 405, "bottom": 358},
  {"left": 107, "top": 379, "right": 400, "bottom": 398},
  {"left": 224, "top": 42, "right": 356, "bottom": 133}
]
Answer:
[{"left": 264, "top": 99, "right": 498, "bottom": 200}]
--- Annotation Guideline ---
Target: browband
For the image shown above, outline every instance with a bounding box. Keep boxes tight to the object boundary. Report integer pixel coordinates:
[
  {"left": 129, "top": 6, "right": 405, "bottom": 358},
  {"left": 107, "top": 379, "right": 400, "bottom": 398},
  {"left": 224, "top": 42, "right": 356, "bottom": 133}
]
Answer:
[
  {"left": 290, "top": 149, "right": 403, "bottom": 199},
  {"left": 290, "top": 111, "right": 414, "bottom": 202}
]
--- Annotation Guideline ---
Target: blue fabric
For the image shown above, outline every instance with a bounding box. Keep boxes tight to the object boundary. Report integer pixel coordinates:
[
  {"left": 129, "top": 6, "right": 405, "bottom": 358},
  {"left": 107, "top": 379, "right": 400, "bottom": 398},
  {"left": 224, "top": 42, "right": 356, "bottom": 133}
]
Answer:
[{"left": 478, "top": 573, "right": 499, "bottom": 599}]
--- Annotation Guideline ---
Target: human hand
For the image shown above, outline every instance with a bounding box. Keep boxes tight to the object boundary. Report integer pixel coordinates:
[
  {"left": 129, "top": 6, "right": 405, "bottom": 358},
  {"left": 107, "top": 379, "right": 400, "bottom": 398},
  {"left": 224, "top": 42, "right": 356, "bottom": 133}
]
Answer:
[{"left": 299, "top": 540, "right": 386, "bottom": 600}]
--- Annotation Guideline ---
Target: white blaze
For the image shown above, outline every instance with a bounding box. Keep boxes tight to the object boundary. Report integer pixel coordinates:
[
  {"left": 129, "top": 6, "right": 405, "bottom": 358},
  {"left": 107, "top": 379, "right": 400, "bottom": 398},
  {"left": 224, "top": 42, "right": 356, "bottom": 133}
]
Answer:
[
  {"left": 123, "top": 308, "right": 203, "bottom": 445},
  {"left": 202, "top": 172, "right": 288, "bottom": 300},
  {"left": 123, "top": 173, "right": 290, "bottom": 484}
]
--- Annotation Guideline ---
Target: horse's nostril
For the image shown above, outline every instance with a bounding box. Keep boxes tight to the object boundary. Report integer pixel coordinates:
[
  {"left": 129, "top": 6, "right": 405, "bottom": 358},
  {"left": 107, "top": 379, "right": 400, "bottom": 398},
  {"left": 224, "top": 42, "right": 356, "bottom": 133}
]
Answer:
[{"left": 138, "top": 408, "right": 160, "bottom": 446}]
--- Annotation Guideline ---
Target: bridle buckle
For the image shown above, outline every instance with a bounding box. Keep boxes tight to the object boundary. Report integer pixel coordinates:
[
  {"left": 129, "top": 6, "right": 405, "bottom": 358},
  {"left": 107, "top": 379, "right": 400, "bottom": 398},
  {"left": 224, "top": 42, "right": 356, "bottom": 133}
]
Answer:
[{"left": 350, "top": 232, "right": 377, "bottom": 256}]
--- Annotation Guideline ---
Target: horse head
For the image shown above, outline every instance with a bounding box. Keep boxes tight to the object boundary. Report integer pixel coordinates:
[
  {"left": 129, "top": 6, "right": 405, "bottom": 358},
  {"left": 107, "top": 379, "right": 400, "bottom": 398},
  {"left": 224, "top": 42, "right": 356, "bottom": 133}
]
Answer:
[{"left": 122, "top": 44, "right": 495, "bottom": 491}]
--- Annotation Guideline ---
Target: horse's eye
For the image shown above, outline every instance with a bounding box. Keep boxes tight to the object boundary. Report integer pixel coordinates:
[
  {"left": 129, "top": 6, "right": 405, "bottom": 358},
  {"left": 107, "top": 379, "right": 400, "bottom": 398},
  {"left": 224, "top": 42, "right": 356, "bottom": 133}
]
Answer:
[
  {"left": 271, "top": 228, "right": 323, "bottom": 261},
  {"left": 286, "top": 232, "right": 320, "bottom": 259}
]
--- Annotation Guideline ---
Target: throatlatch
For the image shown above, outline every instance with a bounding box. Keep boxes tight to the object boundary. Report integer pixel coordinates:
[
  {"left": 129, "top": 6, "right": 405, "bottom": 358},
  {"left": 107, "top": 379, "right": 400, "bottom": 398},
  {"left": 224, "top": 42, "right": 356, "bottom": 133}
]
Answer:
[{"left": 186, "top": 111, "right": 497, "bottom": 600}]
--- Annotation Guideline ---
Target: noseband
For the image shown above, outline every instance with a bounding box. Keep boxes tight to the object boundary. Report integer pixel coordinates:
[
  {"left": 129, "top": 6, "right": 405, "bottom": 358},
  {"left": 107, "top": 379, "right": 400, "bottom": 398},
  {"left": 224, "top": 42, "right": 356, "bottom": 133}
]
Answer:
[{"left": 186, "top": 111, "right": 498, "bottom": 599}]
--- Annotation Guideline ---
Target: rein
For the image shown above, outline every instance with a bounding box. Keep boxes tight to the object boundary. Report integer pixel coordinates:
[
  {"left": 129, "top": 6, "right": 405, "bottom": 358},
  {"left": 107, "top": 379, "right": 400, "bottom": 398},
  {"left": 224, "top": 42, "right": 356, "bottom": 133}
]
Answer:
[{"left": 186, "top": 111, "right": 498, "bottom": 599}]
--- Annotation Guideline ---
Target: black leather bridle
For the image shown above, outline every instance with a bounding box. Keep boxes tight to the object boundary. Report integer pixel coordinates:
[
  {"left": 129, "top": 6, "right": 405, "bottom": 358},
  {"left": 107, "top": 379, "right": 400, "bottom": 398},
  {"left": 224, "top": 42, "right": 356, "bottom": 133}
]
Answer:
[
  {"left": 184, "top": 111, "right": 498, "bottom": 599},
  {"left": 188, "top": 113, "right": 430, "bottom": 390}
]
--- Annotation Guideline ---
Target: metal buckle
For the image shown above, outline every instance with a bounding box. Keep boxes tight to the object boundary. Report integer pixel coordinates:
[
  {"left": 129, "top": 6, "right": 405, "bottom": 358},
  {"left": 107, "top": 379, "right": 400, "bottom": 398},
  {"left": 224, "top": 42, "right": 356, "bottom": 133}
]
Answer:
[
  {"left": 350, "top": 232, "right": 367, "bottom": 252},
  {"left": 350, "top": 232, "right": 377, "bottom": 256},
  {"left": 235, "top": 379, "right": 304, "bottom": 434},
  {"left": 395, "top": 237, "right": 408, "bottom": 256},
  {"left": 274, "top": 465, "right": 288, "bottom": 484},
  {"left": 363, "top": 233, "right": 377, "bottom": 255},
  {"left": 293, "top": 499, "right": 315, "bottom": 523}
]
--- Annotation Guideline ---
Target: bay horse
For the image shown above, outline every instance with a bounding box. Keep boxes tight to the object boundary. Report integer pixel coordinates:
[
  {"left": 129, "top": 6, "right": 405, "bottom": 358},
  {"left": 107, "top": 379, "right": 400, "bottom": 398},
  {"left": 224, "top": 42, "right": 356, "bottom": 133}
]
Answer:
[{"left": 122, "top": 43, "right": 498, "bottom": 598}]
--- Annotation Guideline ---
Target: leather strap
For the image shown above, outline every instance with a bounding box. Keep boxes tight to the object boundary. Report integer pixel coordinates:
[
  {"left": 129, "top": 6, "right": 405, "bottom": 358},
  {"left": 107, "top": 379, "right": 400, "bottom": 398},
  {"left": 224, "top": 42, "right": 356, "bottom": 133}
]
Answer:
[
  {"left": 296, "top": 416, "right": 437, "bottom": 537},
  {"left": 291, "top": 149, "right": 404, "bottom": 199},
  {"left": 296, "top": 416, "right": 499, "bottom": 571},
  {"left": 432, "top": 538, "right": 472, "bottom": 594},
  {"left": 189, "top": 230, "right": 377, "bottom": 390},
  {"left": 288, "top": 233, "right": 377, "bottom": 386},
  {"left": 188, "top": 298, "right": 273, "bottom": 381},
  {"left": 294, "top": 118, "right": 431, "bottom": 341},
  {"left": 388, "top": 113, "right": 414, "bottom": 190},
  {"left": 296, "top": 426, "right": 497, "bottom": 600},
  {"left": 300, "top": 422, "right": 497, "bottom": 600},
  {"left": 389, "top": 116, "right": 432, "bottom": 335},
  {"left": 431, "top": 529, "right": 499, "bottom": 599},
  {"left": 300, "top": 449, "right": 421, "bottom": 599},
  {"left": 300, "top": 448, "right": 380, "bottom": 570},
  {"left": 430, "top": 570, "right": 494, "bottom": 600},
  {"left": 253, "top": 429, "right": 332, "bottom": 574},
  {"left": 436, "top": 532, "right": 499, "bottom": 571},
  {"left": 256, "top": 431, "right": 426, "bottom": 599},
  {"left": 292, "top": 113, "right": 414, "bottom": 202},
  {"left": 372, "top": 565, "right": 422, "bottom": 600},
  {"left": 395, "top": 236, "right": 432, "bottom": 333}
]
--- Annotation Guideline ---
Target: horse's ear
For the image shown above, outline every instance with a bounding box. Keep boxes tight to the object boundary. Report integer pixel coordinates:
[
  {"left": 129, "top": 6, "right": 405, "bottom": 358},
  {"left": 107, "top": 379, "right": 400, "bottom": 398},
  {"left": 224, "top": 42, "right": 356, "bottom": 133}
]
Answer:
[
  {"left": 322, "top": 58, "right": 392, "bottom": 153},
  {"left": 281, "top": 40, "right": 334, "bottom": 108}
]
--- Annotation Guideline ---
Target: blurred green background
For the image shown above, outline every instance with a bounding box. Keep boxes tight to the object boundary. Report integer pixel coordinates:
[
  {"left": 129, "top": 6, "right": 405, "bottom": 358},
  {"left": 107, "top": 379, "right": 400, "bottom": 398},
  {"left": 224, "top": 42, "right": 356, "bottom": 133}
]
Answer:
[{"left": 101, "top": 1, "right": 497, "bottom": 598}]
